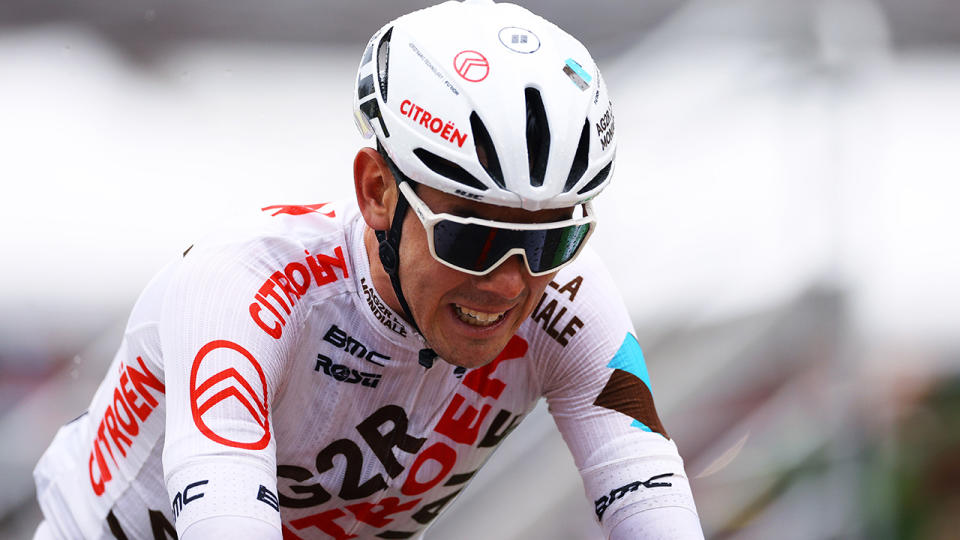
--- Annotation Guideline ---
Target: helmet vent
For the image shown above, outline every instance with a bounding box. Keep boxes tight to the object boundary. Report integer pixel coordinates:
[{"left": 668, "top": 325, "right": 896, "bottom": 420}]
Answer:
[
  {"left": 357, "top": 74, "right": 375, "bottom": 101},
  {"left": 361, "top": 42, "right": 374, "bottom": 67},
  {"left": 376, "top": 28, "right": 393, "bottom": 102},
  {"left": 470, "top": 112, "right": 505, "bottom": 189},
  {"left": 525, "top": 87, "right": 551, "bottom": 187},
  {"left": 563, "top": 120, "right": 591, "bottom": 192},
  {"left": 360, "top": 99, "right": 390, "bottom": 138},
  {"left": 414, "top": 148, "right": 488, "bottom": 191},
  {"left": 577, "top": 161, "right": 612, "bottom": 195}
]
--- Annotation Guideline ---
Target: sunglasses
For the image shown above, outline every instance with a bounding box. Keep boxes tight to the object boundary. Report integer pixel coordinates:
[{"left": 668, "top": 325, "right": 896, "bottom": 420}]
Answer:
[{"left": 398, "top": 181, "right": 596, "bottom": 276}]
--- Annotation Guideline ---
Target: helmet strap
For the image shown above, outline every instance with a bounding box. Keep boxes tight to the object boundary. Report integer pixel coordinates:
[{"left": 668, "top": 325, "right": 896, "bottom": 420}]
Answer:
[{"left": 374, "top": 148, "right": 438, "bottom": 369}]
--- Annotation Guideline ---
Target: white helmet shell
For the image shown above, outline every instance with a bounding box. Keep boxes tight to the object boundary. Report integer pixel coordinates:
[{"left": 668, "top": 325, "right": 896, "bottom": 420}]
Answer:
[{"left": 354, "top": 0, "right": 616, "bottom": 211}]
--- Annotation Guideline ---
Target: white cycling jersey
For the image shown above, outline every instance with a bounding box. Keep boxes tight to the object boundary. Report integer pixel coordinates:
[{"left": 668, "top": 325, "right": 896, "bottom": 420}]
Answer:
[{"left": 34, "top": 200, "right": 700, "bottom": 539}]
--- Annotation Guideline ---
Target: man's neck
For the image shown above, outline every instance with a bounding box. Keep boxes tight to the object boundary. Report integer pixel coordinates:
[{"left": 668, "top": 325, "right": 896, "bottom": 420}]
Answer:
[{"left": 362, "top": 225, "right": 409, "bottom": 323}]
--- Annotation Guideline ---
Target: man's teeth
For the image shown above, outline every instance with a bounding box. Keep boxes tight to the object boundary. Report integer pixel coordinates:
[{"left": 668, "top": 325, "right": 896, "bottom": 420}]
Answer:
[{"left": 455, "top": 305, "right": 506, "bottom": 326}]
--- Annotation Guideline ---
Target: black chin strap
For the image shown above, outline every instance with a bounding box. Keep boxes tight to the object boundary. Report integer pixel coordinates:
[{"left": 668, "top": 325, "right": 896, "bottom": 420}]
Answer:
[{"left": 375, "top": 153, "right": 438, "bottom": 369}]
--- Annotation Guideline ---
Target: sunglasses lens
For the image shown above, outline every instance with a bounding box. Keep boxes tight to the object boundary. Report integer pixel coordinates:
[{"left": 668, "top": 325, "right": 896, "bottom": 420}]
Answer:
[
  {"left": 529, "top": 223, "right": 591, "bottom": 272},
  {"left": 432, "top": 220, "right": 592, "bottom": 274}
]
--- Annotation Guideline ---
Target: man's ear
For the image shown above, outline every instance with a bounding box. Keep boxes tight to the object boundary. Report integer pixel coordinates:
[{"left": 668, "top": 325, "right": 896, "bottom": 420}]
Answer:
[{"left": 354, "top": 147, "right": 397, "bottom": 231}]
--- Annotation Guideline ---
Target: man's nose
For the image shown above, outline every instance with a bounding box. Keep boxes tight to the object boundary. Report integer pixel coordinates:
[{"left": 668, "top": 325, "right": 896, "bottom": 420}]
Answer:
[{"left": 474, "top": 254, "right": 527, "bottom": 299}]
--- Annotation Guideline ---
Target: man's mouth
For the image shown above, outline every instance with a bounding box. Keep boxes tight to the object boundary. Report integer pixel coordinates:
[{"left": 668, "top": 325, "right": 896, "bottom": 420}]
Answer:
[{"left": 454, "top": 304, "right": 507, "bottom": 327}]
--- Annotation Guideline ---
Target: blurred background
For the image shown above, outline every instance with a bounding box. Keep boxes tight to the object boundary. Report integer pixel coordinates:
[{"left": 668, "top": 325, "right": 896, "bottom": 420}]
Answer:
[{"left": 2, "top": 0, "right": 959, "bottom": 538}]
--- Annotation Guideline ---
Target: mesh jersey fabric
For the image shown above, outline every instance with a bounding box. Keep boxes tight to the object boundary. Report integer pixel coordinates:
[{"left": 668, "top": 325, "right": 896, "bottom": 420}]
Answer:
[{"left": 33, "top": 200, "right": 701, "bottom": 539}]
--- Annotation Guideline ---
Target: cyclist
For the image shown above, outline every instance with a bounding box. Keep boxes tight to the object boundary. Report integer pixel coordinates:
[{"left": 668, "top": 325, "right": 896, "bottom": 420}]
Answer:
[{"left": 33, "top": 1, "right": 704, "bottom": 538}]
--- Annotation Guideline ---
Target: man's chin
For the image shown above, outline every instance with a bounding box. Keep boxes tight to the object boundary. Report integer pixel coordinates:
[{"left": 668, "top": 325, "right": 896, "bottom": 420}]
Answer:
[{"left": 435, "top": 342, "right": 504, "bottom": 370}]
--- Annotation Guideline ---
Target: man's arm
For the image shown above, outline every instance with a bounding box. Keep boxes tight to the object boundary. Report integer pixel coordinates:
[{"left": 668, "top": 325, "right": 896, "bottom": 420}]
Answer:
[
  {"left": 158, "top": 235, "right": 308, "bottom": 538},
  {"left": 181, "top": 515, "right": 282, "bottom": 540},
  {"left": 535, "top": 250, "right": 704, "bottom": 539},
  {"left": 610, "top": 507, "right": 705, "bottom": 540}
]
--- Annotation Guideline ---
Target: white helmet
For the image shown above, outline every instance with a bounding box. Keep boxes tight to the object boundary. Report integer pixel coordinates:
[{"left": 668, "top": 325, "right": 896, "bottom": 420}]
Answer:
[{"left": 353, "top": 0, "right": 616, "bottom": 211}]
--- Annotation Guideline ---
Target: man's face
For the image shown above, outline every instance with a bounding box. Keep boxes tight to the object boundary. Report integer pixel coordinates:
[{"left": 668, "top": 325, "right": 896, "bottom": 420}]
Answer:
[{"left": 398, "top": 184, "right": 574, "bottom": 369}]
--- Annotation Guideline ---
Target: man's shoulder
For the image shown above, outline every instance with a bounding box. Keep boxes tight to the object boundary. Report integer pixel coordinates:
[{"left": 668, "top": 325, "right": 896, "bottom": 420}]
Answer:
[
  {"left": 170, "top": 200, "right": 361, "bottom": 284},
  {"left": 140, "top": 200, "right": 362, "bottom": 332},
  {"left": 187, "top": 200, "right": 357, "bottom": 255},
  {"left": 521, "top": 246, "right": 632, "bottom": 353}
]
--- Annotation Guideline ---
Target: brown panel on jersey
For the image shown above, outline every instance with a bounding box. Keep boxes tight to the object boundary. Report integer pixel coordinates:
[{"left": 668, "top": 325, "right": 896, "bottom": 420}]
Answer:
[{"left": 593, "top": 369, "right": 669, "bottom": 439}]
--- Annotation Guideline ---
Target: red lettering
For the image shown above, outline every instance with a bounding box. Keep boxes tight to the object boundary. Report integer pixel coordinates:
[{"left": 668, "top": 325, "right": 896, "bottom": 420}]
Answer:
[
  {"left": 88, "top": 358, "right": 165, "bottom": 496},
  {"left": 308, "top": 246, "right": 349, "bottom": 286},
  {"left": 451, "top": 128, "right": 468, "bottom": 147},
  {"left": 251, "top": 248, "right": 348, "bottom": 339},
  {"left": 401, "top": 99, "right": 467, "bottom": 147},
  {"left": 318, "top": 246, "right": 350, "bottom": 279},
  {"left": 311, "top": 263, "right": 335, "bottom": 286},
  {"left": 401, "top": 442, "right": 456, "bottom": 496},
  {"left": 127, "top": 356, "right": 165, "bottom": 407},
  {"left": 346, "top": 497, "right": 421, "bottom": 528},
  {"left": 306, "top": 255, "right": 332, "bottom": 286},
  {"left": 250, "top": 302, "right": 282, "bottom": 339},
  {"left": 102, "top": 406, "right": 131, "bottom": 458},
  {"left": 282, "top": 525, "right": 305, "bottom": 540},
  {"left": 285, "top": 262, "right": 311, "bottom": 295},
  {"left": 113, "top": 387, "right": 138, "bottom": 437},
  {"left": 94, "top": 438, "right": 113, "bottom": 474},
  {"left": 306, "top": 247, "right": 348, "bottom": 287},
  {"left": 462, "top": 336, "right": 528, "bottom": 400},
  {"left": 290, "top": 509, "right": 357, "bottom": 540},
  {"left": 97, "top": 421, "right": 117, "bottom": 465},
  {"left": 258, "top": 292, "right": 286, "bottom": 326},
  {"left": 119, "top": 371, "right": 150, "bottom": 422},
  {"left": 271, "top": 271, "right": 301, "bottom": 308},
  {"left": 434, "top": 393, "right": 490, "bottom": 445},
  {"left": 259, "top": 280, "right": 291, "bottom": 315},
  {"left": 89, "top": 449, "right": 107, "bottom": 496}
]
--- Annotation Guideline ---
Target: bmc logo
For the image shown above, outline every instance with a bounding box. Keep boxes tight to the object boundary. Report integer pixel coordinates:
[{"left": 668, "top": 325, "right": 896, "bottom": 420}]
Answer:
[
  {"left": 171, "top": 479, "right": 208, "bottom": 518},
  {"left": 190, "top": 340, "right": 270, "bottom": 450},
  {"left": 323, "top": 324, "right": 390, "bottom": 366},
  {"left": 257, "top": 484, "right": 280, "bottom": 511},
  {"left": 594, "top": 473, "right": 674, "bottom": 521}
]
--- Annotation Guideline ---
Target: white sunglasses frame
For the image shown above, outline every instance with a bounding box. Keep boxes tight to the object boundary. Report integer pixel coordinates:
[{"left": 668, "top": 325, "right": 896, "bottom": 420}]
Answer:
[{"left": 398, "top": 181, "right": 597, "bottom": 277}]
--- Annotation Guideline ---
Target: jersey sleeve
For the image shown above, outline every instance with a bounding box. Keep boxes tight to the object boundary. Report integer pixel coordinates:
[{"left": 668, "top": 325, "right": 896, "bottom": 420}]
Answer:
[
  {"left": 181, "top": 515, "right": 283, "bottom": 540},
  {"left": 534, "top": 249, "right": 703, "bottom": 538},
  {"left": 159, "top": 231, "right": 318, "bottom": 536}
]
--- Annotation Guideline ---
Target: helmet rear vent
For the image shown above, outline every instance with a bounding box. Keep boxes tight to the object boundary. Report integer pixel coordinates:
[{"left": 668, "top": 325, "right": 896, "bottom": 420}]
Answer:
[
  {"left": 376, "top": 27, "right": 393, "bottom": 102},
  {"left": 413, "top": 148, "right": 488, "bottom": 191},
  {"left": 470, "top": 112, "right": 505, "bottom": 189},
  {"left": 525, "top": 88, "right": 551, "bottom": 187},
  {"left": 357, "top": 75, "right": 375, "bottom": 101},
  {"left": 577, "top": 161, "right": 612, "bottom": 195},
  {"left": 563, "top": 120, "right": 591, "bottom": 192}
]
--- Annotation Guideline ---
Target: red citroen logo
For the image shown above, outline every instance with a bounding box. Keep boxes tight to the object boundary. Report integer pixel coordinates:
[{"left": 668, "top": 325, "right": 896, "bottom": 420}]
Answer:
[
  {"left": 454, "top": 50, "right": 490, "bottom": 82},
  {"left": 190, "top": 340, "right": 270, "bottom": 450}
]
